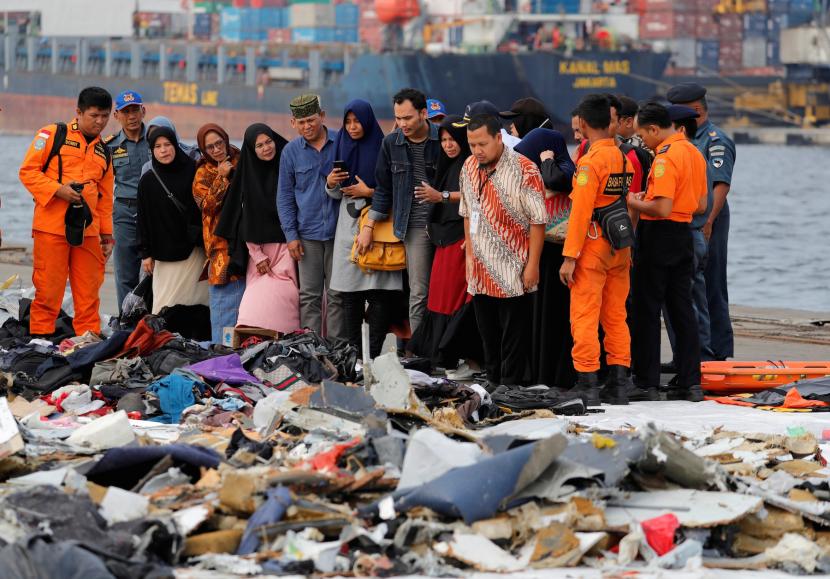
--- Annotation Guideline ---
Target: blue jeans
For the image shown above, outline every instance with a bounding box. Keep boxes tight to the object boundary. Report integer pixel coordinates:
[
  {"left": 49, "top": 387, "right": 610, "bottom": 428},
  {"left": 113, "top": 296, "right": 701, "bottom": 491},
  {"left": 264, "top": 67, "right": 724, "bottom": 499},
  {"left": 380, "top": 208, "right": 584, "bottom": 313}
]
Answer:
[
  {"left": 665, "top": 228, "right": 714, "bottom": 361},
  {"left": 113, "top": 199, "right": 141, "bottom": 314},
  {"left": 705, "top": 201, "right": 733, "bottom": 359},
  {"left": 209, "top": 278, "right": 246, "bottom": 344}
]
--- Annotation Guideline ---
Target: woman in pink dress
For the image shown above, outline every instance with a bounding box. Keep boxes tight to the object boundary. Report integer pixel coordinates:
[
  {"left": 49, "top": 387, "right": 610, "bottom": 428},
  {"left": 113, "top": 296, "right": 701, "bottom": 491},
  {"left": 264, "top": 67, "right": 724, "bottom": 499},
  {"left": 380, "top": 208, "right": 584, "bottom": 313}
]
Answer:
[{"left": 216, "top": 124, "right": 299, "bottom": 334}]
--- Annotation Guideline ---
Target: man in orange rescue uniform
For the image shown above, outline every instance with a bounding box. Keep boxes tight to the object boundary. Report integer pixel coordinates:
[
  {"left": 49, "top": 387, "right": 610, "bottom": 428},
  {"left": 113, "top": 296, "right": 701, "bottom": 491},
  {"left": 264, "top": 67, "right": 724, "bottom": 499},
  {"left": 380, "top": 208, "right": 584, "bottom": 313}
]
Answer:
[
  {"left": 627, "top": 103, "right": 708, "bottom": 402},
  {"left": 559, "top": 94, "right": 644, "bottom": 407},
  {"left": 19, "top": 87, "right": 114, "bottom": 337}
]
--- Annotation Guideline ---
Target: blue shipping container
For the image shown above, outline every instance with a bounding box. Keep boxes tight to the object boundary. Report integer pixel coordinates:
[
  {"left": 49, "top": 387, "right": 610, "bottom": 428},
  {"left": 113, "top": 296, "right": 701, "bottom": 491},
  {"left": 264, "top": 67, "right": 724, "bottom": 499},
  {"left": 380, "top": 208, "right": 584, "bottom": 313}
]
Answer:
[
  {"left": 221, "top": 7, "right": 241, "bottom": 28},
  {"left": 530, "top": 0, "right": 580, "bottom": 13},
  {"left": 767, "top": 0, "right": 789, "bottom": 14},
  {"left": 696, "top": 40, "right": 719, "bottom": 71},
  {"left": 767, "top": 13, "right": 788, "bottom": 35},
  {"left": 767, "top": 40, "right": 780, "bottom": 65},
  {"left": 334, "top": 27, "right": 359, "bottom": 43},
  {"left": 743, "top": 13, "right": 767, "bottom": 37},
  {"left": 259, "top": 7, "right": 287, "bottom": 29},
  {"left": 335, "top": 3, "right": 360, "bottom": 27},
  {"left": 292, "top": 27, "right": 336, "bottom": 43}
]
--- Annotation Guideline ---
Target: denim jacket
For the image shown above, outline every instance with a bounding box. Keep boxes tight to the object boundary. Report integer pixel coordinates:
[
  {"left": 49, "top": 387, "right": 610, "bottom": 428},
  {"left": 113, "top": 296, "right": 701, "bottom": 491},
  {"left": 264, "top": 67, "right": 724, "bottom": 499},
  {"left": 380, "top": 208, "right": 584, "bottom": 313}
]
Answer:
[{"left": 368, "top": 123, "right": 441, "bottom": 240}]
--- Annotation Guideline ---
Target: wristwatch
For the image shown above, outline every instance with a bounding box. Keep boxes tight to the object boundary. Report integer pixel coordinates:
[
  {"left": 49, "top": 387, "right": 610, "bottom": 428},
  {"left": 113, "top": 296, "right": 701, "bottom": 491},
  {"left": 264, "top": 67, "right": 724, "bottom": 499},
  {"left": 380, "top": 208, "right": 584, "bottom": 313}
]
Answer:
[{"left": 441, "top": 191, "right": 450, "bottom": 203}]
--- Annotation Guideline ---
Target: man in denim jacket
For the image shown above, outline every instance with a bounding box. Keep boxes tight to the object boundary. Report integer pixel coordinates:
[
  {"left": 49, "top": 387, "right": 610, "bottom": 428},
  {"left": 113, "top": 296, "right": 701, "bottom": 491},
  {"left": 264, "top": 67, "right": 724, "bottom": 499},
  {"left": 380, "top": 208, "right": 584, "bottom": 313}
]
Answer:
[{"left": 357, "top": 88, "right": 441, "bottom": 333}]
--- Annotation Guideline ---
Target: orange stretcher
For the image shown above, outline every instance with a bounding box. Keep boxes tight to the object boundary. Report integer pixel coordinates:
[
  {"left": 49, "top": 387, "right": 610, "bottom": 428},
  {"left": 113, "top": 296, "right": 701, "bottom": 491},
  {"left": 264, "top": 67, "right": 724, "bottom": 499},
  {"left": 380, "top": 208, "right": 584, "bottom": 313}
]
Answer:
[{"left": 701, "top": 361, "right": 830, "bottom": 394}]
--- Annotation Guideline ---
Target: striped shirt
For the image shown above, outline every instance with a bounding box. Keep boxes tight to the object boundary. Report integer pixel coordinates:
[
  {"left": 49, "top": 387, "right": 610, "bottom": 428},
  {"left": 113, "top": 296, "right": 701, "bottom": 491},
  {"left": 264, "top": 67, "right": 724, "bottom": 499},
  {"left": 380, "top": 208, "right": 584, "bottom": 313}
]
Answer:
[
  {"left": 407, "top": 139, "right": 431, "bottom": 229},
  {"left": 459, "top": 146, "right": 547, "bottom": 298}
]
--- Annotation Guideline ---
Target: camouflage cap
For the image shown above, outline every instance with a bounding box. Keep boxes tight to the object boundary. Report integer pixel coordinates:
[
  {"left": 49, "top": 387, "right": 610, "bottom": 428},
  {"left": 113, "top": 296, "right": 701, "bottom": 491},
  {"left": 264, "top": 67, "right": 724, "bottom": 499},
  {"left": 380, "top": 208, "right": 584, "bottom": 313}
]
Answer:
[{"left": 290, "top": 94, "right": 322, "bottom": 119}]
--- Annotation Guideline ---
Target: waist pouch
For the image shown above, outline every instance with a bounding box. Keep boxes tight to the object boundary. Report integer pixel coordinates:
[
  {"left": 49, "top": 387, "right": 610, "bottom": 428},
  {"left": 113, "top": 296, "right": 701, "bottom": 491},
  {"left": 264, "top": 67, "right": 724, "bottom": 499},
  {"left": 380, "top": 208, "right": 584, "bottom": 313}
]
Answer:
[{"left": 593, "top": 196, "right": 635, "bottom": 250}]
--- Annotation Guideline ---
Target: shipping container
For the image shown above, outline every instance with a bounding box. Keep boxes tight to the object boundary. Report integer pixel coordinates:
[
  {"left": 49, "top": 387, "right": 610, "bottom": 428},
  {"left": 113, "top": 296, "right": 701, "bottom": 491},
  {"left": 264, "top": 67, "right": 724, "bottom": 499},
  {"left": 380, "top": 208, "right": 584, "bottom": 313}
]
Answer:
[
  {"left": 719, "top": 39, "right": 743, "bottom": 70},
  {"left": 742, "top": 36, "right": 766, "bottom": 67},
  {"left": 267, "top": 28, "right": 292, "bottom": 42},
  {"left": 291, "top": 26, "right": 336, "bottom": 42},
  {"left": 696, "top": 39, "right": 720, "bottom": 71},
  {"left": 639, "top": 11, "right": 697, "bottom": 40},
  {"left": 629, "top": 0, "right": 701, "bottom": 12},
  {"left": 767, "top": 13, "right": 788, "bottom": 36},
  {"left": 194, "top": 13, "right": 214, "bottom": 39},
  {"left": 670, "top": 38, "right": 697, "bottom": 68},
  {"left": 335, "top": 3, "right": 360, "bottom": 27},
  {"left": 767, "top": 0, "right": 789, "bottom": 14},
  {"left": 290, "top": 3, "right": 335, "bottom": 27},
  {"left": 693, "top": 12, "right": 718, "bottom": 39},
  {"left": 767, "top": 39, "right": 780, "bottom": 64},
  {"left": 743, "top": 13, "right": 767, "bottom": 37},
  {"left": 716, "top": 13, "right": 743, "bottom": 39},
  {"left": 528, "top": 0, "right": 581, "bottom": 13},
  {"left": 251, "top": 0, "right": 287, "bottom": 6},
  {"left": 334, "top": 27, "right": 359, "bottom": 42}
]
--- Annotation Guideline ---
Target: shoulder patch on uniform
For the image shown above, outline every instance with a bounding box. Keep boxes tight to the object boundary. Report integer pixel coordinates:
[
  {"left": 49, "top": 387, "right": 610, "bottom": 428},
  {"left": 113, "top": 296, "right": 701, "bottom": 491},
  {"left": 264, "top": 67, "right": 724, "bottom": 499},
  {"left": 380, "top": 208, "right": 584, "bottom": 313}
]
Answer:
[
  {"left": 712, "top": 158, "right": 724, "bottom": 168},
  {"left": 63, "top": 139, "right": 80, "bottom": 149},
  {"left": 576, "top": 171, "right": 589, "bottom": 186},
  {"left": 94, "top": 143, "right": 107, "bottom": 159},
  {"left": 658, "top": 144, "right": 671, "bottom": 154},
  {"left": 71, "top": 122, "right": 79, "bottom": 131},
  {"left": 708, "top": 130, "right": 717, "bottom": 137},
  {"left": 33, "top": 138, "right": 46, "bottom": 151},
  {"left": 103, "top": 134, "right": 116, "bottom": 144},
  {"left": 654, "top": 163, "right": 666, "bottom": 178},
  {"left": 709, "top": 145, "right": 725, "bottom": 152},
  {"left": 37, "top": 131, "right": 51, "bottom": 139}
]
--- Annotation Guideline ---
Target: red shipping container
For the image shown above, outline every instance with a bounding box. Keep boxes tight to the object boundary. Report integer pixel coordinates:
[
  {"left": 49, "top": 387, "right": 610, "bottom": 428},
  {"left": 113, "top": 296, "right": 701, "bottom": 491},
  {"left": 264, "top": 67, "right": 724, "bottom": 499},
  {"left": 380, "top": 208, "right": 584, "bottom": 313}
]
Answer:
[
  {"left": 267, "top": 28, "right": 291, "bottom": 43},
  {"left": 232, "top": 0, "right": 249, "bottom": 7},
  {"left": 718, "top": 39, "right": 743, "bottom": 70},
  {"left": 629, "top": 0, "right": 700, "bottom": 11},
  {"left": 716, "top": 14, "right": 743, "bottom": 40},
  {"left": 639, "top": 11, "right": 696, "bottom": 40},
  {"left": 693, "top": 12, "right": 718, "bottom": 39},
  {"left": 252, "top": 0, "right": 287, "bottom": 6}
]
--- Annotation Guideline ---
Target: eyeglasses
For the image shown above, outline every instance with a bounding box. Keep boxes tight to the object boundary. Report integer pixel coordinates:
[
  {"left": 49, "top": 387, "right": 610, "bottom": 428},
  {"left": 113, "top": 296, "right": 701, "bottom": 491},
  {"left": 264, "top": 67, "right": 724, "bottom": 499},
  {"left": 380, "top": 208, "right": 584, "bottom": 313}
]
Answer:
[
  {"left": 255, "top": 138, "right": 274, "bottom": 150},
  {"left": 205, "top": 141, "right": 226, "bottom": 152}
]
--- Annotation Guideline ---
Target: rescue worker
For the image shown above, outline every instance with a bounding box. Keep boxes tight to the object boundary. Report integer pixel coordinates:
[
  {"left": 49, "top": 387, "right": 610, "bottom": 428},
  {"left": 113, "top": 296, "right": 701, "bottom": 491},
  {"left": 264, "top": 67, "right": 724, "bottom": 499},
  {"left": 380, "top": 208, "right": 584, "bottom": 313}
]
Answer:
[
  {"left": 627, "top": 103, "right": 708, "bottom": 402},
  {"left": 667, "top": 83, "right": 736, "bottom": 361},
  {"left": 105, "top": 90, "right": 149, "bottom": 313},
  {"left": 559, "top": 94, "right": 640, "bottom": 406},
  {"left": 19, "top": 86, "right": 114, "bottom": 337}
]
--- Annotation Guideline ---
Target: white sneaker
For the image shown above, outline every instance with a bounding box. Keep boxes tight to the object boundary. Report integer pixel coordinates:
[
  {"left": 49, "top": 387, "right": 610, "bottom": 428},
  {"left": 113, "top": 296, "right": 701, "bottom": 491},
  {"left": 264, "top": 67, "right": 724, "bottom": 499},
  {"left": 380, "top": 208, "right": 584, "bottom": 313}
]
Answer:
[{"left": 447, "top": 362, "right": 476, "bottom": 381}]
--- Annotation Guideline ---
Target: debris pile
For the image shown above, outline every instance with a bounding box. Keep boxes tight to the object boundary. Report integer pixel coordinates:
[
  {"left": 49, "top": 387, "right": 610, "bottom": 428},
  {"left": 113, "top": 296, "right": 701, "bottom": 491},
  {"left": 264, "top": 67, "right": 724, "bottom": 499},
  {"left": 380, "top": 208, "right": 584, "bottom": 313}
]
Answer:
[{"left": 0, "top": 299, "right": 829, "bottom": 575}]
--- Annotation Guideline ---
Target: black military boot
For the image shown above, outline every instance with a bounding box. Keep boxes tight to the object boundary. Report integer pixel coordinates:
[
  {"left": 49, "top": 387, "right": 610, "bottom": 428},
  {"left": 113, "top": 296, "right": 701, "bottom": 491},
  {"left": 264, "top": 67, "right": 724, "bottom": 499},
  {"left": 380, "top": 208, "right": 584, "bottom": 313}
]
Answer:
[
  {"left": 567, "top": 372, "right": 601, "bottom": 407},
  {"left": 600, "top": 365, "right": 630, "bottom": 405},
  {"left": 666, "top": 384, "right": 705, "bottom": 402}
]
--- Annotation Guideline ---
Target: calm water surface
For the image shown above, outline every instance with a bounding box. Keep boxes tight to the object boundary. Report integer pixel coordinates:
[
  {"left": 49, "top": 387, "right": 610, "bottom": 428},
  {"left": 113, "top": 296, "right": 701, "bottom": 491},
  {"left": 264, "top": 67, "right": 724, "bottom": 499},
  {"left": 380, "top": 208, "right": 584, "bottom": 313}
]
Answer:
[{"left": 0, "top": 137, "right": 827, "bottom": 312}]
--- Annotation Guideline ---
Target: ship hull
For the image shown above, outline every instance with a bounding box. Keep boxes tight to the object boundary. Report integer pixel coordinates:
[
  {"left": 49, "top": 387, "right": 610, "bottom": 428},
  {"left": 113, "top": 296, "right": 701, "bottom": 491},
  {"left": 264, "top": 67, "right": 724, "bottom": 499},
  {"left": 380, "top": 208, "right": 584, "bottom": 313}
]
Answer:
[{"left": 0, "top": 51, "right": 670, "bottom": 138}]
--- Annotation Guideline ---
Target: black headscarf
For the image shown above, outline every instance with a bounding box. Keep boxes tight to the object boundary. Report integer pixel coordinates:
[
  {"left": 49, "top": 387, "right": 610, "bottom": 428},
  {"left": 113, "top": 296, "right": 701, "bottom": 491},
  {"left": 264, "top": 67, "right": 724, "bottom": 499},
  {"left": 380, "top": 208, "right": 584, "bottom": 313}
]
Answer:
[
  {"left": 428, "top": 115, "right": 471, "bottom": 247},
  {"left": 216, "top": 123, "right": 289, "bottom": 276},
  {"left": 136, "top": 126, "right": 200, "bottom": 261}
]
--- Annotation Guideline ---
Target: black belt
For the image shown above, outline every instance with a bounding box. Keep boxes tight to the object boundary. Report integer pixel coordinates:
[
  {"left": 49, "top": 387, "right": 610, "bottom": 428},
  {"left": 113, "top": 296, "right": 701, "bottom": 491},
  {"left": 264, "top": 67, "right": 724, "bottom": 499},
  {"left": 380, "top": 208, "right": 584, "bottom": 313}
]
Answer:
[{"left": 115, "top": 197, "right": 137, "bottom": 206}]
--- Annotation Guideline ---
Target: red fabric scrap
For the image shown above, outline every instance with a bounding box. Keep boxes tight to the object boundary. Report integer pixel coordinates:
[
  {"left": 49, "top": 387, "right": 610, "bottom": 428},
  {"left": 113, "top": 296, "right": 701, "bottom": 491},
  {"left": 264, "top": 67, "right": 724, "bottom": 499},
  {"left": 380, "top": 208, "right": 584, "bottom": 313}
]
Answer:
[
  {"left": 782, "top": 387, "right": 829, "bottom": 409},
  {"left": 641, "top": 513, "right": 680, "bottom": 556},
  {"left": 304, "top": 438, "right": 361, "bottom": 473}
]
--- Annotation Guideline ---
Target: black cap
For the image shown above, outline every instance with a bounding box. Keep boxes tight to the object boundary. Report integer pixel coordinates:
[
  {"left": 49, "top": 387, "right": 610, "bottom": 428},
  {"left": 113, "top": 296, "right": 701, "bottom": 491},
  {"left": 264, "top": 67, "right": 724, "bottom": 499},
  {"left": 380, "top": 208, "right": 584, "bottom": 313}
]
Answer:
[
  {"left": 500, "top": 97, "right": 549, "bottom": 119},
  {"left": 667, "top": 104, "right": 700, "bottom": 121},
  {"left": 453, "top": 100, "right": 503, "bottom": 127},
  {"left": 65, "top": 198, "right": 93, "bottom": 247},
  {"left": 667, "top": 83, "right": 707, "bottom": 104}
]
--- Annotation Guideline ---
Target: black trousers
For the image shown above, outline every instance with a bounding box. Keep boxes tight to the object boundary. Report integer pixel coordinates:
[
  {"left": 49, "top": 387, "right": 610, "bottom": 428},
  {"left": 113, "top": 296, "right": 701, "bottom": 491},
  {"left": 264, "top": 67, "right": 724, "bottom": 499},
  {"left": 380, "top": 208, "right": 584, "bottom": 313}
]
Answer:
[
  {"left": 341, "top": 290, "right": 398, "bottom": 359},
  {"left": 632, "top": 220, "right": 701, "bottom": 388},
  {"left": 473, "top": 293, "right": 531, "bottom": 386}
]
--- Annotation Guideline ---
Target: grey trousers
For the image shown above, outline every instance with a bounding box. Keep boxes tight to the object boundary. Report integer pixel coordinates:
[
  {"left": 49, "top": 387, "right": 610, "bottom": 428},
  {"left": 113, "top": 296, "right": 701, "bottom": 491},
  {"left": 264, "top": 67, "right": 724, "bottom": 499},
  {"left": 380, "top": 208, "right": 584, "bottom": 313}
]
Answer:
[
  {"left": 404, "top": 226, "right": 434, "bottom": 333},
  {"left": 297, "top": 239, "right": 345, "bottom": 339},
  {"left": 113, "top": 199, "right": 141, "bottom": 313}
]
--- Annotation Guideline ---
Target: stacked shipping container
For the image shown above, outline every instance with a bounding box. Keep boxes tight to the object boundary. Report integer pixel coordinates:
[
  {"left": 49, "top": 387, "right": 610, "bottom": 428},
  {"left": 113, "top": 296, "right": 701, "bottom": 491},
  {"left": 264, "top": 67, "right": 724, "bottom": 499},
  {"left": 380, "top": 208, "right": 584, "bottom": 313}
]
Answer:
[
  {"left": 220, "top": 0, "right": 361, "bottom": 44},
  {"left": 631, "top": 0, "right": 792, "bottom": 75}
]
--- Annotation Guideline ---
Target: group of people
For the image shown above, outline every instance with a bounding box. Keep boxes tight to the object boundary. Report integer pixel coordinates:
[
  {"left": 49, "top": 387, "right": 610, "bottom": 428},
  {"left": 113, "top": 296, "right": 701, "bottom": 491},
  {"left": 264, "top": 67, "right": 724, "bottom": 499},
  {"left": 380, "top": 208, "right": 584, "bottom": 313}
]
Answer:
[{"left": 18, "top": 81, "right": 735, "bottom": 405}]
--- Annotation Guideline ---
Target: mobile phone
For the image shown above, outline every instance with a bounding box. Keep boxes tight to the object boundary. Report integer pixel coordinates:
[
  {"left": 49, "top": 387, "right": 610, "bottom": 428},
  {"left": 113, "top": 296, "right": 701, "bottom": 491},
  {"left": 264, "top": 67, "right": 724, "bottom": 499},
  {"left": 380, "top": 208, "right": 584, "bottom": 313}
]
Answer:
[{"left": 333, "top": 160, "right": 348, "bottom": 173}]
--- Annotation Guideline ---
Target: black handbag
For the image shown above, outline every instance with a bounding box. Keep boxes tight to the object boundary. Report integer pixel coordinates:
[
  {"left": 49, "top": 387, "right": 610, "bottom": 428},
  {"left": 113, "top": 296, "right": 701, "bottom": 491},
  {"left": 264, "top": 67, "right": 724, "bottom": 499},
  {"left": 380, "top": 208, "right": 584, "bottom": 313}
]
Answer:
[{"left": 592, "top": 149, "right": 635, "bottom": 251}]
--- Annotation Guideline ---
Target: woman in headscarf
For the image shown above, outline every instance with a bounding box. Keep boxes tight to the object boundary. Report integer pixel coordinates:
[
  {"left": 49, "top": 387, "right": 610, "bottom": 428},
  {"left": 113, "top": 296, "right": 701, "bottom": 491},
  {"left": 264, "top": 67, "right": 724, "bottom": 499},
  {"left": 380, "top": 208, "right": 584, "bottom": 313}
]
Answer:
[
  {"left": 137, "top": 125, "right": 208, "bottom": 315},
  {"left": 326, "top": 99, "right": 401, "bottom": 358},
  {"left": 193, "top": 123, "right": 243, "bottom": 343},
  {"left": 502, "top": 97, "right": 553, "bottom": 139},
  {"left": 515, "top": 128, "right": 577, "bottom": 388},
  {"left": 216, "top": 123, "right": 298, "bottom": 334},
  {"left": 407, "top": 115, "right": 483, "bottom": 376}
]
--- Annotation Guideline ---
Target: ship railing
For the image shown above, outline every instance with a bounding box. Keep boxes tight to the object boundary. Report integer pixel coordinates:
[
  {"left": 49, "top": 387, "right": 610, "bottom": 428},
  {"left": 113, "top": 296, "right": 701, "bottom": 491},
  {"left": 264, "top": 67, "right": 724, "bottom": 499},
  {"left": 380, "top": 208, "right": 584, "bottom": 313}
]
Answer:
[{"left": 0, "top": 34, "right": 357, "bottom": 89}]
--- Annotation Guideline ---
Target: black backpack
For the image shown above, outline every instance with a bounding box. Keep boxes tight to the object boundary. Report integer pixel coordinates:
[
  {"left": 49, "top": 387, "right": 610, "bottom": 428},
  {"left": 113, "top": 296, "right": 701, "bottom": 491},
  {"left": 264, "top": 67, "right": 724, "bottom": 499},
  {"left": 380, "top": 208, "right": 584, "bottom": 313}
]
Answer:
[
  {"left": 619, "top": 141, "right": 652, "bottom": 193},
  {"left": 41, "top": 122, "right": 111, "bottom": 183}
]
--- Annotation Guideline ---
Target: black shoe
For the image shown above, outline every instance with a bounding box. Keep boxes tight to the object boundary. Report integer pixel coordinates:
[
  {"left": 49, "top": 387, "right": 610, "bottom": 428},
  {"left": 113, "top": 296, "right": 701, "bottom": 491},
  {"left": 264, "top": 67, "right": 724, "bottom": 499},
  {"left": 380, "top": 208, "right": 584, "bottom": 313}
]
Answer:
[
  {"left": 666, "top": 384, "right": 705, "bottom": 402},
  {"left": 628, "top": 384, "right": 660, "bottom": 401},
  {"left": 567, "top": 372, "right": 601, "bottom": 407},
  {"left": 660, "top": 361, "right": 678, "bottom": 374},
  {"left": 600, "top": 365, "right": 630, "bottom": 405}
]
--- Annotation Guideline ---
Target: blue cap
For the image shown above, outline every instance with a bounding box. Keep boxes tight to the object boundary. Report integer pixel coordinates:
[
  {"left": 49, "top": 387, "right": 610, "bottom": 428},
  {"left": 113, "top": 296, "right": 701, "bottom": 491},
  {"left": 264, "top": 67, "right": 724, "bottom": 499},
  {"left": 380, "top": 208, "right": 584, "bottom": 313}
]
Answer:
[
  {"left": 426, "top": 99, "right": 447, "bottom": 119},
  {"left": 666, "top": 83, "right": 707, "bottom": 105},
  {"left": 667, "top": 104, "right": 700, "bottom": 121},
  {"left": 115, "top": 90, "right": 143, "bottom": 111}
]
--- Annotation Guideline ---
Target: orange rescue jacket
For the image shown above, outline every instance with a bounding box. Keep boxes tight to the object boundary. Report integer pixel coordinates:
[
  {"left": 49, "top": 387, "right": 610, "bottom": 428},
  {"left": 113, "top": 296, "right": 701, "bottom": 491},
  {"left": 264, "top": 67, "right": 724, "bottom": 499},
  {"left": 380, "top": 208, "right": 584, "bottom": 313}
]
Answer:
[{"left": 19, "top": 119, "right": 114, "bottom": 238}]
